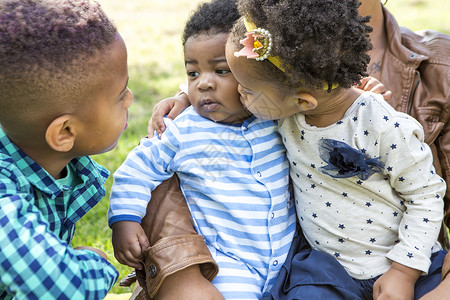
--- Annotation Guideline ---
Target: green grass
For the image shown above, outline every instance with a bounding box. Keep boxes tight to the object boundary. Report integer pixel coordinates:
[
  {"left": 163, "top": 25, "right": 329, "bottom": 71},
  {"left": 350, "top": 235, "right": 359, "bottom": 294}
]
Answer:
[
  {"left": 71, "top": 0, "right": 449, "bottom": 294},
  {"left": 386, "top": 0, "right": 450, "bottom": 34}
]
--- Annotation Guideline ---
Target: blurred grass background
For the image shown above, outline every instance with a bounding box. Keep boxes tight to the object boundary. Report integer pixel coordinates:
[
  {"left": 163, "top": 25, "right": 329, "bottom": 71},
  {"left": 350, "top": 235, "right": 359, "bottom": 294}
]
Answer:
[{"left": 71, "top": 0, "right": 450, "bottom": 294}]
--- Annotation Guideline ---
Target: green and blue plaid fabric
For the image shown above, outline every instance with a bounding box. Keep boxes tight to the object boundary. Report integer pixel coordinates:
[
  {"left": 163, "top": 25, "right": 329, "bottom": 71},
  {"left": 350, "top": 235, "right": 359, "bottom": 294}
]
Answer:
[{"left": 0, "top": 129, "right": 118, "bottom": 299}]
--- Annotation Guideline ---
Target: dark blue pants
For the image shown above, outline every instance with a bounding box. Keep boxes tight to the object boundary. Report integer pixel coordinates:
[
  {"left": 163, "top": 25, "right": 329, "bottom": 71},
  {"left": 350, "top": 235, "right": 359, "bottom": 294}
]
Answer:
[{"left": 271, "top": 230, "right": 447, "bottom": 300}]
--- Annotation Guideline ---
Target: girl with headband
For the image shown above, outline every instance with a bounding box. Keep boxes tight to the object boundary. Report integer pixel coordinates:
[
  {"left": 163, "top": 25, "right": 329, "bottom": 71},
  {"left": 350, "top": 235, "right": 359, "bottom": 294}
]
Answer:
[
  {"left": 141, "top": 0, "right": 450, "bottom": 298},
  {"left": 224, "top": 0, "right": 446, "bottom": 299}
]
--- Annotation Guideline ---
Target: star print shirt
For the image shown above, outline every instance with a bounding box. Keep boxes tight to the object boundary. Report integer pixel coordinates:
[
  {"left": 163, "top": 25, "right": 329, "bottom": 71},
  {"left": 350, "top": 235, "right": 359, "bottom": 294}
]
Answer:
[{"left": 278, "top": 92, "right": 445, "bottom": 279}]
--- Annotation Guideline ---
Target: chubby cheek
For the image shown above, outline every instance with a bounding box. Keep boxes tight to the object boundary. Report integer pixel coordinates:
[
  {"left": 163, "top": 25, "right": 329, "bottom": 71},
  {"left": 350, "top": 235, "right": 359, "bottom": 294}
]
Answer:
[{"left": 246, "top": 99, "right": 280, "bottom": 120}]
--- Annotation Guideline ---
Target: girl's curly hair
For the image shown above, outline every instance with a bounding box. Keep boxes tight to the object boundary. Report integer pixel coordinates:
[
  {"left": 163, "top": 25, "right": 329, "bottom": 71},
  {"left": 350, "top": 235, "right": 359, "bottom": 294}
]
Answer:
[
  {"left": 233, "top": 0, "right": 373, "bottom": 90},
  {"left": 182, "top": 0, "right": 239, "bottom": 45}
]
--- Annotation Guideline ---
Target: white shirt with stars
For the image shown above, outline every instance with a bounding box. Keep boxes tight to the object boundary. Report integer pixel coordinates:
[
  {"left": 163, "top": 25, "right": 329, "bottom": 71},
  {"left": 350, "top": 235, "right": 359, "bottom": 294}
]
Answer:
[{"left": 278, "top": 92, "right": 446, "bottom": 279}]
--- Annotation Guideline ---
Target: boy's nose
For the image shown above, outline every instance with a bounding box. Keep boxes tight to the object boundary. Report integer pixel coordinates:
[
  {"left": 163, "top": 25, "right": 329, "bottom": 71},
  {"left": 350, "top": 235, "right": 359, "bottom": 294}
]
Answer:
[{"left": 125, "top": 88, "right": 133, "bottom": 107}]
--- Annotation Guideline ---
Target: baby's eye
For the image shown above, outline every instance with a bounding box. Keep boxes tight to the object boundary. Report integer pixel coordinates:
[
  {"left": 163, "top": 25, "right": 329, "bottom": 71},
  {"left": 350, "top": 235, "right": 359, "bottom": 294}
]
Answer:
[
  {"left": 216, "top": 69, "right": 231, "bottom": 75},
  {"left": 187, "top": 71, "right": 199, "bottom": 78}
]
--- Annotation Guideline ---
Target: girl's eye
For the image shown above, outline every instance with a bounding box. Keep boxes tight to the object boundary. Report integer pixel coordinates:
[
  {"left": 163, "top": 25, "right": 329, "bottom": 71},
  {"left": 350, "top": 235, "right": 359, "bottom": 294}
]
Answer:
[
  {"left": 216, "top": 69, "right": 230, "bottom": 75},
  {"left": 187, "top": 71, "right": 199, "bottom": 78}
]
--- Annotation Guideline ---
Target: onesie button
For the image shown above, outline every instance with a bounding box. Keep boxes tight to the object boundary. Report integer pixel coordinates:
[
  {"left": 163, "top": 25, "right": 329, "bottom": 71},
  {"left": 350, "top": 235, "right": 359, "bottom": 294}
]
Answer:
[
  {"left": 148, "top": 265, "right": 158, "bottom": 278},
  {"left": 257, "top": 171, "right": 262, "bottom": 177},
  {"left": 271, "top": 213, "right": 275, "bottom": 219},
  {"left": 273, "top": 260, "right": 278, "bottom": 266}
]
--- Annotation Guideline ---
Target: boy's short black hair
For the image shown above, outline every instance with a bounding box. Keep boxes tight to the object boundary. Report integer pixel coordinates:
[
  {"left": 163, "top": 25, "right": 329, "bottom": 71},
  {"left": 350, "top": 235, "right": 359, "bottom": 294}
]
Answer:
[
  {"left": 0, "top": 0, "right": 117, "bottom": 130},
  {"left": 232, "top": 0, "right": 372, "bottom": 90},
  {"left": 182, "top": 0, "right": 239, "bottom": 46}
]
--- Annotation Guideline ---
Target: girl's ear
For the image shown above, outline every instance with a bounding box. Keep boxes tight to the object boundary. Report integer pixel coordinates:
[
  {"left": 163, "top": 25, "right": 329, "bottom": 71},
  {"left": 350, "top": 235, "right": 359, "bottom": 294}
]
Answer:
[
  {"left": 294, "top": 92, "right": 318, "bottom": 111},
  {"left": 45, "top": 115, "right": 76, "bottom": 152}
]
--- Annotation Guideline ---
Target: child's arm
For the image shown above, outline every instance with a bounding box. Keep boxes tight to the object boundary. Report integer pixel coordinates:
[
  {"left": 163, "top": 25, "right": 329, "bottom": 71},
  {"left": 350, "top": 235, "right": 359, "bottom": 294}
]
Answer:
[
  {"left": 111, "top": 221, "right": 150, "bottom": 270},
  {"left": 357, "top": 76, "right": 392, "bottom": 100},
  {"left": 0, "top": 185, "right": 118, "bottom": 298},
  {"left": 375, "top": 113, "right": 445, "bottom": 298},
  {"left": 148, "top": 92, "right": 191, "bottom": 138},
  {"left": 108, "top": 137, "right": 178, "bottom": 270},
  {"left": 373, "top": 262, "right": 421, "bottom": 299},
  {"left": 149, "top": 77, "right": 392, "bottom": 137},
  {"left": 381, "top": 118, "right": 445, "bottom": 265}
]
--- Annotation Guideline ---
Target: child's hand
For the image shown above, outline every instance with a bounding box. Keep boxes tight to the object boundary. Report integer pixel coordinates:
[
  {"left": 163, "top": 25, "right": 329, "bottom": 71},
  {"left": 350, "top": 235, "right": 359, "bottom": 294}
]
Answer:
[
  {"left": 147, "top": 93, "right": 191, "bottom": 138},
  {"left": 373, "top": 262, "right": 420, "bottom": 300},
  {"left": 358, "top": 76, "right": 392, "bottom": 100},
  {"left": 74, "top": 246, "right": 108, "bottom": 260},
  {"left": 111, "top": 221, "right": 150, "bottom": 270}
]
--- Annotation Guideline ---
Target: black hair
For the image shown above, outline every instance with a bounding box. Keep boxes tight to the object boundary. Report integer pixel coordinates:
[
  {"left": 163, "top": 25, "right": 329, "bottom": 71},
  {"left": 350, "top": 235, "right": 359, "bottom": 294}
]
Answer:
[
  {"left": 232, "top": 0, "right": 373, "bottom": 90},
  {"left": 0, "top": 0, "right": 117, "bottom": 130},
  {"left": 182, "top": 0, "right": 239, "bottom": 46}
]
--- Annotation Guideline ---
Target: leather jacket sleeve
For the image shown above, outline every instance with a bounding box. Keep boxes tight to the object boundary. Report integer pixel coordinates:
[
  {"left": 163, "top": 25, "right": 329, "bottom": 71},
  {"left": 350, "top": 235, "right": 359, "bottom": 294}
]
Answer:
[{"left": 136, "top": 175, "right": 218, "bottom": 298}]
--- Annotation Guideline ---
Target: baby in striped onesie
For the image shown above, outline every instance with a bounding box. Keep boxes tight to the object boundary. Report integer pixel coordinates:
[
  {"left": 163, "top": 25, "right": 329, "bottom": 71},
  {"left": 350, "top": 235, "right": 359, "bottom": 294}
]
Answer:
[{"left": 108, "top": 1, "right": 296, "bottom": 298}]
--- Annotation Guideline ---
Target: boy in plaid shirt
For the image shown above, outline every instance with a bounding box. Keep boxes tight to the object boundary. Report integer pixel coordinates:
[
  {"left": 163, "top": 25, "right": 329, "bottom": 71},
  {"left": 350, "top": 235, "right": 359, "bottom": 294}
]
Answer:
[{"left": 0, "top": 0, "right": 133, "bottom": 298}]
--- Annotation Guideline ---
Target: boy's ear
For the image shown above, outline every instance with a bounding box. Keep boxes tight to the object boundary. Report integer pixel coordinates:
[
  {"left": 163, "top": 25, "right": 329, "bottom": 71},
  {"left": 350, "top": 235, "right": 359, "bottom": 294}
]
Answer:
[
  {"left": 45, "top": 115, "right": 76, "bottom": 152},
  {"left": 294, "top": 92, "right": 318, "bottom": 111}
]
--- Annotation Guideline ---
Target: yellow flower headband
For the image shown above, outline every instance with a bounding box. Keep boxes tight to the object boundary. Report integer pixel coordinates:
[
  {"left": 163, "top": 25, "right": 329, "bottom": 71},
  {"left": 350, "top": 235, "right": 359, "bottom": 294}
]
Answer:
[
  {"left": 234, "top": 17, "right": 338, "bottom": 91},
  {"left": 234, "top": 18, "right": 285, "bottom": 72}
]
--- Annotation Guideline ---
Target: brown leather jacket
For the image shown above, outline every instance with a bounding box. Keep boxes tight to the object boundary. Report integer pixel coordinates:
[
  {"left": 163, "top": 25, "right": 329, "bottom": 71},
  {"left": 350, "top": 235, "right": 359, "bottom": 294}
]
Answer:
[
  {"left": 380, "top": 9, "right": 450, "bottom": 232},
  {"left": 131, "top": 6, "right": 450, "bottom": 298}
]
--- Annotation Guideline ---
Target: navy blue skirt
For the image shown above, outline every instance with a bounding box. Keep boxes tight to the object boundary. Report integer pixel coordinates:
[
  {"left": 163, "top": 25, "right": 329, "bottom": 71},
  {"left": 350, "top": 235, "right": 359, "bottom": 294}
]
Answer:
[{"left": 271, "top": 230, "right": 447, "bottom": 300}]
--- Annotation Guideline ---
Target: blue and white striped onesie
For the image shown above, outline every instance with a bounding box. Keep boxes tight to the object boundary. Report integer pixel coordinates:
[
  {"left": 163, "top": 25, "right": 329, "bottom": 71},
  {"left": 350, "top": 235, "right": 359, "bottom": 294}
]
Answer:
[{"left": 108, "top": 107, "right": 296, "bottom": 299}]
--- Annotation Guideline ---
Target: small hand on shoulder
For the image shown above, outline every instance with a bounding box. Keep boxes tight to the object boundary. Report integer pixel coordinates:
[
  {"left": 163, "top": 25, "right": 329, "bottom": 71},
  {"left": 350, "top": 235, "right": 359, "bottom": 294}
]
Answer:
[
  {"left": 358, "top": 76, "right": 392, "bottom": 100},
  {"left": 147, "top": 92, "right": 191, "bottom": 138}
]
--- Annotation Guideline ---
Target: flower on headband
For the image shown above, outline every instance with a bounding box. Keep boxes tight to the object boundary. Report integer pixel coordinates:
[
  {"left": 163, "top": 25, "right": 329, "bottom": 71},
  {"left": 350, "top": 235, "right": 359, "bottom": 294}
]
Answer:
[{"left": 234, "top": 28, "right": 273, "bottom": 61}]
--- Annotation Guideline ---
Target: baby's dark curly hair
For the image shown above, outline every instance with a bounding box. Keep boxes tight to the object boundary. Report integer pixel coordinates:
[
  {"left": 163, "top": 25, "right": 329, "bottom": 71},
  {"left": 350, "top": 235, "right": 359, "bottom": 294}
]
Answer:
[
  {"left": 0, "top": 0, "right": 117, "bottom": 130},
  {"left": 182, "top": 0, "right": 239, "bottom": 46},
  {"left": 232, "top": 0, "right": 373, "bottom": 90}
]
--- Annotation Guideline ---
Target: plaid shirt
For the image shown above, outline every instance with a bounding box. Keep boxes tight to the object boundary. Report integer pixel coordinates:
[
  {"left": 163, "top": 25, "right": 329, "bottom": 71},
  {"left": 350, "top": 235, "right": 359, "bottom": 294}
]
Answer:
[{"left": 0, "top": 129, "right": 118, "bottom": 299}]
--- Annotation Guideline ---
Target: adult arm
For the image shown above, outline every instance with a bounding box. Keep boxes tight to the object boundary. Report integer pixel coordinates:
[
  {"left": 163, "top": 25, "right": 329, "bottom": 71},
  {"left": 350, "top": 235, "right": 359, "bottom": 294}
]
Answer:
[
  {"left": 419, "top": 255, "right": 450, "bottom": 299},
  {"left": 135, "top": 175, "right": 219, "bottom": 299},
  {"left": 0, "top": 177, "right": 118, "bottom": 299}
]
